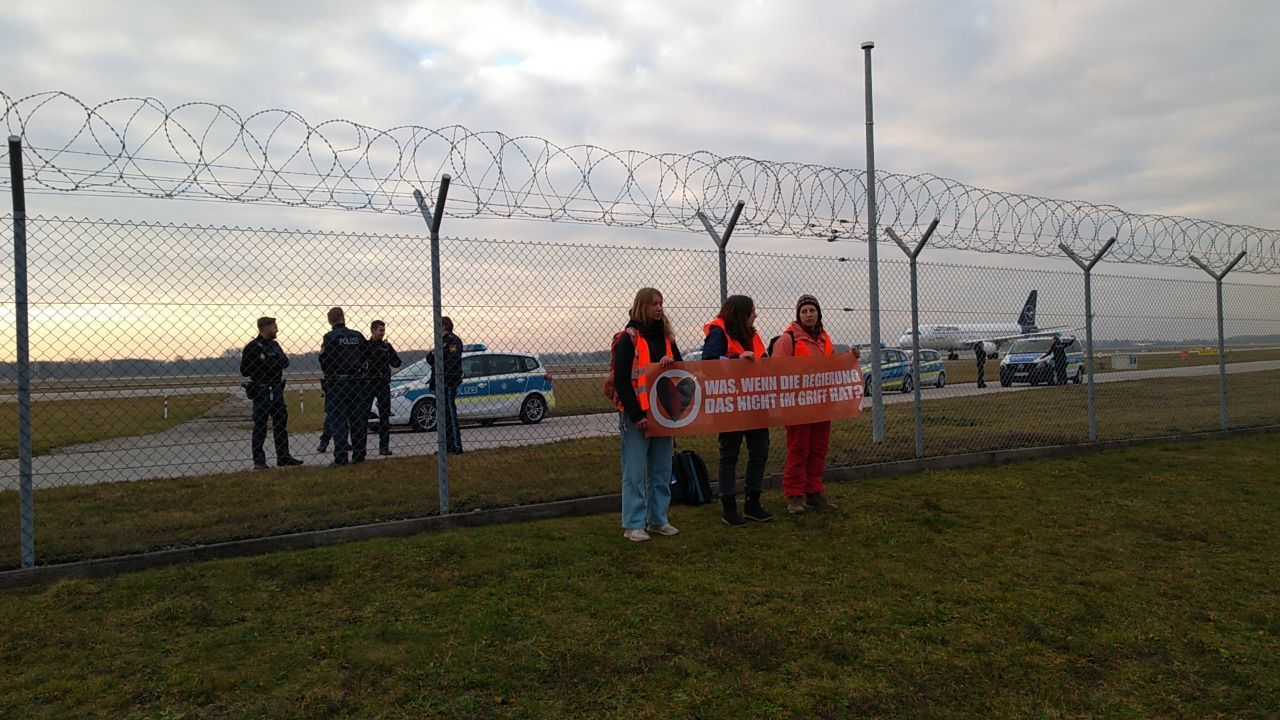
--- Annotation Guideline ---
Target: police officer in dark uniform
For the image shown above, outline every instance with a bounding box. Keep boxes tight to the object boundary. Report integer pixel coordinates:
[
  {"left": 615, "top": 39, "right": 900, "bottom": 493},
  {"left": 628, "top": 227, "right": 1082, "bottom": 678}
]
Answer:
[
  {"left": 1045, "top": 335, "right": 1070, "bottom": 385},
  {"left": 425, "top": 316, "right": 464, "bottom": 454},
  {"left": 367, "top": 319, "right": 402, "bottom": 456},
  {"left": 240, "top": 316, "right": 303, "bottom": 470},
  {"left": 319, "top": 307, "right": 370, "bottom": 467},
  {"left": 974, "top": 341, "right": 987, "bottom": 388}
]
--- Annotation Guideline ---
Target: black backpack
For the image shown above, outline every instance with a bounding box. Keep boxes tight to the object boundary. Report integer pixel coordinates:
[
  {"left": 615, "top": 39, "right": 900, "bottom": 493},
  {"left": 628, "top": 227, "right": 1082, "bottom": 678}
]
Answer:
[
  {"left": 765, "top": 329, "right": 794, "bottom": 357},
  {"left": 670, "top": 450, "right": 713, "bottom": 506}
]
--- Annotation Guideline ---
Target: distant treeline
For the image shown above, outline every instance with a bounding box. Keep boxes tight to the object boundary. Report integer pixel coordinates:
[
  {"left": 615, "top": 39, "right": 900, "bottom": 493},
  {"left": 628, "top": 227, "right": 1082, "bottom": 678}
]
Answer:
[
  {"left": 0, "top": 348, "right": 617, "bottom": 382},
  {"left": 2, "top": 335, "right": 1278, "bottom": 382}
]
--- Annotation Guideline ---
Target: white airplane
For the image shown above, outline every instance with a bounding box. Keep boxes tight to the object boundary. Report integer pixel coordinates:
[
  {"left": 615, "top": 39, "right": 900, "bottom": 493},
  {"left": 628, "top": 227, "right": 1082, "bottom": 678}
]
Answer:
[{"left": 897, "top": 290, "right": 1069, "bottom": 360}]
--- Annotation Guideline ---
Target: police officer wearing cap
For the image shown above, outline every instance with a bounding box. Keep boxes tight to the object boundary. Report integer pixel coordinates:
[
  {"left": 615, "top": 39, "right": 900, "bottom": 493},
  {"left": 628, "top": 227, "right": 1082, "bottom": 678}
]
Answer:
[
  {"left": 319, "top": 307, "right": 370, "bottom": 467},
  {"left": 240, "top": 316, "right": 303, "bottom": 470}
]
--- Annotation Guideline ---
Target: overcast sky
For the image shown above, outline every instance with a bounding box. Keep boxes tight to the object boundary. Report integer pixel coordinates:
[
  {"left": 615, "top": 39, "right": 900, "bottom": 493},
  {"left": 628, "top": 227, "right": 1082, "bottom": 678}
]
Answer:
[
  {"left": 2, "top": 1, "right": 1280, "bottom": 361},
  {"left": 4, "top": 1, "right": 1278, "bottom": 241}
]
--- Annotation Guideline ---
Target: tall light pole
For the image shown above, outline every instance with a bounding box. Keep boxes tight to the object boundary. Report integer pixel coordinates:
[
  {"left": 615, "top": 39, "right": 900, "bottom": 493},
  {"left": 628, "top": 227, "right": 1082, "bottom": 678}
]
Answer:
[{"left": 861, "top": 40, "right": 884, "bottom": 442}]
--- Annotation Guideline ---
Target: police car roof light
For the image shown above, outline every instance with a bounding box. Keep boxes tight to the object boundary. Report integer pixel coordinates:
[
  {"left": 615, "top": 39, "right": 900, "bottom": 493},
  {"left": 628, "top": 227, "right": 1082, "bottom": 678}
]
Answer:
[{"left": 463, "top": 343, "right": 488, "bottom": 352}]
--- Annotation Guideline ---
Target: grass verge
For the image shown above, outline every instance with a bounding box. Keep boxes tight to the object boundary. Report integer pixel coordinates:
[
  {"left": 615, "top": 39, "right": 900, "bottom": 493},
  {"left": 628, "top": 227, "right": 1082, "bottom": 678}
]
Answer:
[
  {"left": 0, "top": 372, "right": 1276, "bottom": 568},
  {"left": 1, "top": 433, "right": 1277, "bottom": 718},
  {"left": 0, "top": 393, "right": 228, "bottom": 459}
]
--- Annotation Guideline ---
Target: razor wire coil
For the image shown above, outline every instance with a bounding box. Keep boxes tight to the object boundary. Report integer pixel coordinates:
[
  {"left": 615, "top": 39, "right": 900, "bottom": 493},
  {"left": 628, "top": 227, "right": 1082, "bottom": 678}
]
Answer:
[{"left": 2, "top": 90, "right": 1277, "bottom": 273}]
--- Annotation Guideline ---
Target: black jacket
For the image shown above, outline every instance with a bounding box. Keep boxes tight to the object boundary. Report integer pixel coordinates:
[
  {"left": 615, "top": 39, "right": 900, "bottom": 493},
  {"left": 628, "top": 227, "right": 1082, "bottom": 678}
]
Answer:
[
  {"left": 613, "top": 319, "right": 682, "bottom": 422},
  {"left": 426, "top": 332, "right": 464, "bottom": 389},
  {"left": 367, "top": 339, "right": 403, "bottom": 380},
  {"left": 240, "top": 336, "right": 289, "bottom": 385},
  {"left": 319, "top": 324, "right": 368, "bottom": 379},
  {"left": 1039, "top": 341, "right": 1067, "bottom": 365}
]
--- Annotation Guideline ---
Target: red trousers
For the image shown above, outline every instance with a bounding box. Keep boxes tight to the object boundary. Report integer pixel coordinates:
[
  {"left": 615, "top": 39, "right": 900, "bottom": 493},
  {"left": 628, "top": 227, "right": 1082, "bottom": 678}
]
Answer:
[{"left": 782, "top": 421, "right": 831, "bottom": 497}]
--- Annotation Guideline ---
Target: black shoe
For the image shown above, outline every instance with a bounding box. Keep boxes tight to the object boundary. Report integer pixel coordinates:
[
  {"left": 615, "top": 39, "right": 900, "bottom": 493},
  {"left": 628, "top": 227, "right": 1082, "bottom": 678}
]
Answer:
[
  {"left": 278, "top": 457, "right": 303, "bottom": 467},
  {"left": 977, "top": 383, "right": 987, "bottom": 388},
  {"left": 379, "top": 448, "right": 393, "bottom": 456},
  {"left": 252, "top": 463, "right": 269, "bottom": 471},
  {"left": 352, "top": 455, "right": 366, "bottom": 465},
  {"left": 316, "top": 444, "right": 328, "bottom": 453},
  {"left": 721, "top": 496, "right": 747, "bottom": 528},
  {"left": 743, "top": 492, "right": 774, "bottom": 522}
]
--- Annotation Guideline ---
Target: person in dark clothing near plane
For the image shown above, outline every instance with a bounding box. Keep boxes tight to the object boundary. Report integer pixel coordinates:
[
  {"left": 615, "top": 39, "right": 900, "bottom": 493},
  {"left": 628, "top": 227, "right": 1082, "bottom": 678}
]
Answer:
[
  {"left": 319, "top": 307, "right": 369, "bottom": 467},
  {"left": 426, "top": 316, "right": 464, "bottom": 454},
  {"left": 240, "top": 316, "right": 303, "bottom": 470},
  {"left": 367, "top": 320, "right": 402, "bottom": 456},
  {"left": 974, "top": 341, "right": 988, "bottom": 388},
  {"left": 1041, "top": 335, "right": 1070, "bottom": 385}
]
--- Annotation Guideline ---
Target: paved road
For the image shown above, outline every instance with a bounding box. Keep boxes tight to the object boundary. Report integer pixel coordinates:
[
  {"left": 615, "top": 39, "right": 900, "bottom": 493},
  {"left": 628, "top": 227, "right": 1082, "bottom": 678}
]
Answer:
[{"left": 3, "top": 360, "right": 1277, "bottom": 488}]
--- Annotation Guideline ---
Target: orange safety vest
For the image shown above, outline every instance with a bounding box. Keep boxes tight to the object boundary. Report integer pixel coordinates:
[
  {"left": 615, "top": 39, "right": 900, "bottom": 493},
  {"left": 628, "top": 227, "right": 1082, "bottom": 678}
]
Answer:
[
  {"left": 703, "top": 317, "right": 767, "bottom": 358},
  {"left": 615, "top": 328, "right": 673, "bottom": 413},
  {"left": 792, "top": 328, "right": 834, "bottom": 357}
]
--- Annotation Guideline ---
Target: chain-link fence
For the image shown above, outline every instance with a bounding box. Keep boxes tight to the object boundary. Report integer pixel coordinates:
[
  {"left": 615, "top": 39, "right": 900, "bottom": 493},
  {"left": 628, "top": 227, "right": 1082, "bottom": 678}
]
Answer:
[{"left": 2, "top": 213, "right": 1279, "bottom": 568}]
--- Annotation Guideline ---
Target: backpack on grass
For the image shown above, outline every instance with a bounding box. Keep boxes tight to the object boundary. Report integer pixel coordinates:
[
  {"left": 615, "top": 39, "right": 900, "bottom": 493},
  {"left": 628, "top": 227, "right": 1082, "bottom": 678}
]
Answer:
[{"left": 670, "top": 450, "right": 713, "bottom": 506}]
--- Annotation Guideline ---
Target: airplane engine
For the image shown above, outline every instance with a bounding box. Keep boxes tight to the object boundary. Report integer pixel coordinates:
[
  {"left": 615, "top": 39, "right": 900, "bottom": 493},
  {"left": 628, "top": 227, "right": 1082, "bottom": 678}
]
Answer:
[{"left": 982, "top": 341, "right": 998, "bottom": 359}]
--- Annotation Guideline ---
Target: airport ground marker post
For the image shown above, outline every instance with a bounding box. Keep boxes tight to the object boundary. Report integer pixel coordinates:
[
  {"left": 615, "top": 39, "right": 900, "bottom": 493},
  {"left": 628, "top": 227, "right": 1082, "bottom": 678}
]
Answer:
[
  {"left": 886, "top": 219, "right": 939, "bottom": 459},
  {"left": 1189, "top": 251, "right": 1247, "bottom": 431},
  {"left": 1060, "top": 237, "right": 1116, "bottom": 442},
  {"left": 414, "top": 175, "right": 453, "bottom": 515},
  {"left": 8, "top": 136, "right": 35, "bottom": 567},
  {"left": 696, "top": 200, "right": 744, "bottom": 305},
  {"left": 861, "top": 40, "right": 886, "bottom": 443}
]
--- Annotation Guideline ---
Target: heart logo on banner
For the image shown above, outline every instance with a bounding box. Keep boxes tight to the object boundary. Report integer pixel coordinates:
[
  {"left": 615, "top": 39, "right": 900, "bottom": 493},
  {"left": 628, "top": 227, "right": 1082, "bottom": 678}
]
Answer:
[{"left": 656, "top": 375, "right": 698, "bottom": 422}]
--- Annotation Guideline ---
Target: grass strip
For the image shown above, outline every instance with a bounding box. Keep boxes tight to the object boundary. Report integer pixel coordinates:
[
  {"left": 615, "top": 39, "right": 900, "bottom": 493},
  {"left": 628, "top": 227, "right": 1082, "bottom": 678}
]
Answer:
[
  {"left": 0, "top": 393, "right": 228, "bottom": 459},
  {"left": 1, "top": 433, "right": 1277, "bottom": 718},
  {"left": 0, "top": 371, "right": 1276, "bottom": 568}
]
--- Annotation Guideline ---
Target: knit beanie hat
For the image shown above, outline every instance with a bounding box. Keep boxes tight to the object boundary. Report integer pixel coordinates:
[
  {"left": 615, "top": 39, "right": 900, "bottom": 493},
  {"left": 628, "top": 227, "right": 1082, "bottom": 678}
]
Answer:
[
  {"left": 795, "top": 294, "right": 824, "bottom": 338},
  {"left": 796, "top": 294, "right": 821, "bottom": 322}
]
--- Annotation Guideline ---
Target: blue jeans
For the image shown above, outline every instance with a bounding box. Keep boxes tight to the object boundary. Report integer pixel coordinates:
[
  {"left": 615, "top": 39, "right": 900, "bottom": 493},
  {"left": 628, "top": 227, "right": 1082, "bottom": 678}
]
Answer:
[{"left": 619, "top": 414, "right": 673, "bottom": 529}]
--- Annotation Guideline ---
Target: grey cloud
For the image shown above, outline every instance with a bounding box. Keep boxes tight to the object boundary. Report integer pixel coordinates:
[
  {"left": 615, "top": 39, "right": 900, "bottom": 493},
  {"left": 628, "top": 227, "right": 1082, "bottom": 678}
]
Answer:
[{"left": 3, "top": 0, "right": 1279, "bottom": 276}]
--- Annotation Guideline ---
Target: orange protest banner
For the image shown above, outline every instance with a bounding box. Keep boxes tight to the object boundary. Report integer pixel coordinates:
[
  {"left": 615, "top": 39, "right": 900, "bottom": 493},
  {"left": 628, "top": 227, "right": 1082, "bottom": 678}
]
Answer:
[{"left": 642, "top": 353, "right": 863, "bottom": 437}]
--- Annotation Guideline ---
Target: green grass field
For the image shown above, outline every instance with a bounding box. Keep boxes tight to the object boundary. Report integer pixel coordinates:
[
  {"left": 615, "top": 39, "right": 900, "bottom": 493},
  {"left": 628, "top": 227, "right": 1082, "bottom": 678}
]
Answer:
[
  {"left": 5, "top": 348, "right": 1271, "bottom": 450},
  {"left": 1, "top": 371, "right": 1277, "bottom": 569},
  {"left": 2, "top": 432, "right": 1277, "bottom": 719},
  {"left": 0, "top": 393, "right": 228, "bottom": 459}
]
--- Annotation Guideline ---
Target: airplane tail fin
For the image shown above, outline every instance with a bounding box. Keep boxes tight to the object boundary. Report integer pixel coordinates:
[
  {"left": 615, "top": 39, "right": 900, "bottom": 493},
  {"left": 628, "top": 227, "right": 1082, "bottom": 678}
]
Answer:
[{"left": 1017, "top": 290, "right": 1038, "bottom": 333}]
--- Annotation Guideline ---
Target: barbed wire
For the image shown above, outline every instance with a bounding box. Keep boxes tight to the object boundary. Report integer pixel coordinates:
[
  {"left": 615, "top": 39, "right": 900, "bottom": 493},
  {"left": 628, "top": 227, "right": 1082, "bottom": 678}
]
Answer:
[{"left": 2, "top": 90, "right": 1277, "bottom": 273}]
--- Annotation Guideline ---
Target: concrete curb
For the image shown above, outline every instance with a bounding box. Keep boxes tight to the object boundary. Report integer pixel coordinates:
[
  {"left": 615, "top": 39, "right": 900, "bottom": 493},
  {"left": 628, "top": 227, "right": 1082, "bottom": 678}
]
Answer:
[{"left": 3, "top": 424, "right": 1277, "bottom": 590}]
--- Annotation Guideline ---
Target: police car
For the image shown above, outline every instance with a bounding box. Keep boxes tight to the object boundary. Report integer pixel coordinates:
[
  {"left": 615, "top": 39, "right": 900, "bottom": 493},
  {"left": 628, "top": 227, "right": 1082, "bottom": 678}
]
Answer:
[
  {"left": 999, "top": 335, "right": 1084, "bottom": 387},
  {"left": 910, "top": 349, "right": 947, "bottom": 390},
  {"left": 858, "top": 346, "right": 946, "bottom": 394},
  {"left": 374, "top": 345, "right": 556, "bottom": 431}
]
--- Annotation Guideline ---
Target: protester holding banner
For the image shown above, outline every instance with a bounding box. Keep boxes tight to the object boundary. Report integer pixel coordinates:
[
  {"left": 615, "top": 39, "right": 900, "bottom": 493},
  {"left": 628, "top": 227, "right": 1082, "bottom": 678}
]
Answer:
[
  {"left": 770, "top": 294, "right": 851, "bottom": 514},
  {"left": 612, "top": 288, "right": 684, "bottom": 542},
  {"left": 702, "top": 295, "right": 774, "bottom": 527}
]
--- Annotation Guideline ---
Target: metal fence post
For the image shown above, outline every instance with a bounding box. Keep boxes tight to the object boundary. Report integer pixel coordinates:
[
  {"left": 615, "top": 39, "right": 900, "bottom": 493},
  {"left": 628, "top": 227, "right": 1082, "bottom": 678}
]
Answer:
[
  {"left": 8, "top": 135, "right": 35, "bottom": 568},
  {"left": 1189, "top": 251, "right": 1247, "bottom": 431},
  {"left": 1060, "top": 238, "right": 1117, "bottom": 442},
  {"left": 696, "top": 200, "right": 744, "bottom": 304},
  {"left": 413, "top": 175, "right": 453, "bottom": 515},
  {"left": 886, "top": 219, "right": 939, "bottom": 459},
  {"left": 861, "top": 40, "right": 885, "bottom": 443}
]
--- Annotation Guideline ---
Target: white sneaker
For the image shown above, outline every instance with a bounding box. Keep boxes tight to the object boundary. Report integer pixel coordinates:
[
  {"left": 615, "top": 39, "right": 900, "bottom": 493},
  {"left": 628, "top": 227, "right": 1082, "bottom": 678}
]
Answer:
[
  {"left": 646, "top": 523, "right": 680, "bottom": 536},
  {"left": 623, "top": 528, "right": 651, "bottom": 542}
]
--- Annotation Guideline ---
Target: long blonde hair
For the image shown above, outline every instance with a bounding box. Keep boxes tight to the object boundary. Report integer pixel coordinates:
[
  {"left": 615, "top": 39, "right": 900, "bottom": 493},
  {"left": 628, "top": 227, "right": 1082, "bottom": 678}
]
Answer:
[{"left": 629, "top": 288, "right": 674, "bottom": 338}]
